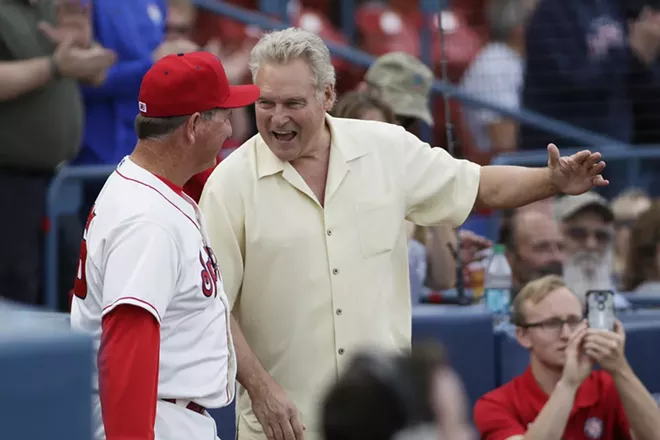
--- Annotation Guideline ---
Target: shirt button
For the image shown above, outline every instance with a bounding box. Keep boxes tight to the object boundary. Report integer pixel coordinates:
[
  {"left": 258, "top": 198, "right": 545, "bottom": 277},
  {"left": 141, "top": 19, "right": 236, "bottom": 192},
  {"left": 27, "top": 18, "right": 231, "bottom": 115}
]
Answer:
[
  {"left": 327, "top": 229, "right": 332, "bottom": 236},
  {"left": 338, "top": 348, "right": 345, "bottom": 355},
  {"left": 336, "top": 309, "right": 342, "bottom": 315},
  {"left": 332, "top": 268, "right": 339, "bottom": 275}
]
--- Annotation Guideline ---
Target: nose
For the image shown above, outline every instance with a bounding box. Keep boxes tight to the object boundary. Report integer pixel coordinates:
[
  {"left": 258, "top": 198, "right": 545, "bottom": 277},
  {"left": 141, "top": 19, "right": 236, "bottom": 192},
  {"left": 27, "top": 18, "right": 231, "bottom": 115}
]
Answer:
[
  {"left": 585, "top": 233, "right": 600, "bottom": 251},
  {"left": 270, "top": 105, "right": 290, "bottom": 127},
  {"left": 559, "top": 321, "right": 573, "bottom": 339}
]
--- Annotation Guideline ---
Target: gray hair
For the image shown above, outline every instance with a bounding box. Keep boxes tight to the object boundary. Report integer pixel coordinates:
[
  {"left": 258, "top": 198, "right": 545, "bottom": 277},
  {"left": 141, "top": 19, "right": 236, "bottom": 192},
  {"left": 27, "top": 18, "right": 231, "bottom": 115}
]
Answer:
[
  {"left": 486, "top": 0, "right": 527, "bottom": 41},
  {"left": 248, "top": 27, "right": 336, "bottom": 100}
]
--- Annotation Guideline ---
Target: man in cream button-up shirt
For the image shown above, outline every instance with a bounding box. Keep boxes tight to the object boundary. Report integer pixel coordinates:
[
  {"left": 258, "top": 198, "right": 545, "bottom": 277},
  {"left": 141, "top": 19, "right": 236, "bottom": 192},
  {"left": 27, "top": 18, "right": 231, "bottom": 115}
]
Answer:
[{"left": 200, "top": 28, "right": 609, "bottom": 440}]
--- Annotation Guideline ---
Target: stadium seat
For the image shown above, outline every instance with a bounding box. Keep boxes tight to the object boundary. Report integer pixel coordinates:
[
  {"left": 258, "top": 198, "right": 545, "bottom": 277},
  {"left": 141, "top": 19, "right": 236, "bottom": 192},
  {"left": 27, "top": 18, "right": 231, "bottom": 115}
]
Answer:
[
  {"left": 356, "top": 2, "right": 420, "bottom": 56},
  {"left": 412, "top": 304, "right": 496, "bottom": 412}
]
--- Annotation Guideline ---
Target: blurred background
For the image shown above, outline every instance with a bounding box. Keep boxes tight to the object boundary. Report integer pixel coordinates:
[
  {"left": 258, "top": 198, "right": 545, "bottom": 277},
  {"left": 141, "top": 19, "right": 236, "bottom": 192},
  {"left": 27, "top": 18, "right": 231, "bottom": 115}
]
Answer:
[{"left": 4, "top": 0, "right": 660, "bottom": 438}]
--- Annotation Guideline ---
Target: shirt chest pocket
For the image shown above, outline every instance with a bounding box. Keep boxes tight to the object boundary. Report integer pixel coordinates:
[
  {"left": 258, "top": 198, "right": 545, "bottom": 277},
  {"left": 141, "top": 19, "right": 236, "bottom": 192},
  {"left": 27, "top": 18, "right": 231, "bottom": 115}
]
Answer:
[{"left": 355, "top": 199, "right": 403, "bottom": 258}]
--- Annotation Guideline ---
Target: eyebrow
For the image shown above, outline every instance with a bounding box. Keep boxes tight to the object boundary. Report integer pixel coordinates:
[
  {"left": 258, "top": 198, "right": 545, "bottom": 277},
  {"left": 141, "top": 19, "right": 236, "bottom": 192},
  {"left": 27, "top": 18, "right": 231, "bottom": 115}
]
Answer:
[{"left": 257, "top": 96, "right": 307, "bottom": 103}]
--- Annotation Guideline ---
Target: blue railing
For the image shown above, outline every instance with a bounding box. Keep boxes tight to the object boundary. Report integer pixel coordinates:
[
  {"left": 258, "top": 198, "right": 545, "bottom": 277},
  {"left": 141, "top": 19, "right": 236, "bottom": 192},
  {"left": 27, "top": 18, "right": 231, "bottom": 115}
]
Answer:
[{"left": 44, "top": 165, "right": 116, "bottom": 310}]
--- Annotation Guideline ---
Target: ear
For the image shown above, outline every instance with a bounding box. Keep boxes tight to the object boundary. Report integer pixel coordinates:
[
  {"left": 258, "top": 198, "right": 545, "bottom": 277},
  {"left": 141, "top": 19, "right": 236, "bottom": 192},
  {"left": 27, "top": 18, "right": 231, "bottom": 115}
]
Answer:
[
  {"left": 184, "top": 112, "right": 201, "bottom": 144},
  {"left": 323, "top": 84, "right": 336, "bottom": 112},
  {"left": 516, "top": 326, "right": 532, "bottom": 349}
]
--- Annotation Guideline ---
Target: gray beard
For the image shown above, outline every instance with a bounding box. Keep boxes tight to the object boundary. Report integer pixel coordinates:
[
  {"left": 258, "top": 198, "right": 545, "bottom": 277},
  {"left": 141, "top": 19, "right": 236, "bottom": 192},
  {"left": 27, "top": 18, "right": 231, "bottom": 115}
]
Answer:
[{"left": 563, "top": 249, "right": 614, "bottom": 301}]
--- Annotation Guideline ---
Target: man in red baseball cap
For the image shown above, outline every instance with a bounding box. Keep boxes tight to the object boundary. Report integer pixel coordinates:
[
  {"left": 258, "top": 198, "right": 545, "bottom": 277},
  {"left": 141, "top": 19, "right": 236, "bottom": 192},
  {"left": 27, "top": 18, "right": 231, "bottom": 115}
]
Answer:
[{"left": 70, "top": 51, "right": 259, "bottom": 440}]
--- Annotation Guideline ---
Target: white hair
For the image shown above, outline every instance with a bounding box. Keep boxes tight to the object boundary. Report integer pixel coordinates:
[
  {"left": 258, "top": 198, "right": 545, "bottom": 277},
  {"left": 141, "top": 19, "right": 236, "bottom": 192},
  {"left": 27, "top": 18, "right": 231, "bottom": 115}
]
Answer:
[{"left": 249, "top": 27, "right": 336, "bottom": 100}]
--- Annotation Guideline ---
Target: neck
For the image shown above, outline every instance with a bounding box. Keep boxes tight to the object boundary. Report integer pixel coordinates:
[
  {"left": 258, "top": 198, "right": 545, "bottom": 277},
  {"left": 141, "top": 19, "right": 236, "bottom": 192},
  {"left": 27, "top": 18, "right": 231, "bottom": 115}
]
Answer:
[
  {"left": 129, "top": 140, "right": 194, "bottom": 187},
  {"left": 506, "top": 36, "right": 525, "bottom": 58},
  {"left": 530, "top": 356, "right": 563, "bottom": 395},
  {"left": 291, "top": 119, "right": 332, "bottom": 167}
]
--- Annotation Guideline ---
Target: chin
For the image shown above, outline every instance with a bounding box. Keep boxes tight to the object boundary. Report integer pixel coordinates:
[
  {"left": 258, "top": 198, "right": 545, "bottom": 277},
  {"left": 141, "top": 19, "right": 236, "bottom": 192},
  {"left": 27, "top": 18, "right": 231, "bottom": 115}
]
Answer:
[{"left": 269, "top": 143, "right": 301, "bottom": 162}]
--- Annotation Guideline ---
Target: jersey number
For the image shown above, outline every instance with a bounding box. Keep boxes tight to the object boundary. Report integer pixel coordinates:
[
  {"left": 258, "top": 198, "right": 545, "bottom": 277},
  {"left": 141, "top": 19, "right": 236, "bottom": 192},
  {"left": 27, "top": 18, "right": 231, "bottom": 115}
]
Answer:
[
  {"left": 200, "top": 246, "right": 219, "bottom": 298},
  {"left": 73, "top": 207, "right": 96, "bottom": 300}
]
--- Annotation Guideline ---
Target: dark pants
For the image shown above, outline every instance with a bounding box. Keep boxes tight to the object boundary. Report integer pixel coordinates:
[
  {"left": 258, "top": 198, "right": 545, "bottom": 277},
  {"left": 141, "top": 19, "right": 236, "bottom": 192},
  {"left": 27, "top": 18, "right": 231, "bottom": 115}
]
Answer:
[{"left": 0, "top": 168, "right": 50, "bottom": 305}]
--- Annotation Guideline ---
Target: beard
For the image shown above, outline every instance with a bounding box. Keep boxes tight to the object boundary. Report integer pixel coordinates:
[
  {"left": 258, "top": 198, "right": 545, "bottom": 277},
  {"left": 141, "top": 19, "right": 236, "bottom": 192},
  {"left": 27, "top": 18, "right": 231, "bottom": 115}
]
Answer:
[{"left": 563, "top": 249, "right": 614, "bottom": 301}]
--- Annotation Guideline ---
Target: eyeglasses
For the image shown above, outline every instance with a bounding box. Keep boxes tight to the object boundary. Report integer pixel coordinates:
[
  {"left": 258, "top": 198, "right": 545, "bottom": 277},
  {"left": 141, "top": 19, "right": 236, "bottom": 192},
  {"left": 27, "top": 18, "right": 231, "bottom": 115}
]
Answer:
[
  {"left": 565, "top": 226, "right": 613, "bottom": 245},
  {"left": 519, "top": 316, "right": 582, "bottom": 334}
]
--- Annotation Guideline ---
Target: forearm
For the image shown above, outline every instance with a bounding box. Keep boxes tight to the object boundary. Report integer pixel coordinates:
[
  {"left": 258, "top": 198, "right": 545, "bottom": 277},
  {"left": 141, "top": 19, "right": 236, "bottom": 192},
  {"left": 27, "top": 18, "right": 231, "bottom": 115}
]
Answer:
[
  {"left": 524, "top": 380, "right": 578, "bottom": 440},
  {"left": 425, "top": 225, "right": 458, "bottom": 290},
  {"left": 0, "top": 57, "right": 54, "bottom": 102},
  {"left": 476, "top": 166, "right": 558, "bottom": 211},
  {"left": 231, "top": 314, "right": 274, "bottom": 397},
  {"left": 613, "top": 362, "right": 660, "bottom": 440}
]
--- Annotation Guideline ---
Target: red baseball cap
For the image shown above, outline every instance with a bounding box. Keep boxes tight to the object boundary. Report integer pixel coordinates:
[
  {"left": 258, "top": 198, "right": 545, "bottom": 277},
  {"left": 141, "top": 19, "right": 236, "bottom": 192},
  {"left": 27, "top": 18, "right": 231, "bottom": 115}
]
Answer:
[{"left": 138, "top": 51, "right": 260, "bottom": 118}]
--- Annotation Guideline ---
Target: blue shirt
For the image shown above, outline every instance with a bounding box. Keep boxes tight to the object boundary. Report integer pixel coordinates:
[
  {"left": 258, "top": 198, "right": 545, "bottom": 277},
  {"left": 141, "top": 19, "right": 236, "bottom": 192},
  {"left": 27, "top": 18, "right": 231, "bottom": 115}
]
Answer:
[{"left": 73, "top": 0, "right": 166, "bottom": 166}]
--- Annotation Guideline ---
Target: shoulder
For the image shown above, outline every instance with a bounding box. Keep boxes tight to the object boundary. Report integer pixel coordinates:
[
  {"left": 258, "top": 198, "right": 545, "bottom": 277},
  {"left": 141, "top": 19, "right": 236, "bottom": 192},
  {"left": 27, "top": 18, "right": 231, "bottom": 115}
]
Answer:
[
  {"left": 331, "top": 116, "right": 407, "bottom": 143},
  {"left": 95, "top": 174, "right": 195, "bottom": 239},
  {"left": 329, "top": 116, "right": 425, "bottom": 161},
  {"left": 475, "top": 377, "right": 521, "bottom": 411},
  {"left": 208, "top": 135, "right": 257, "bottom": 183}
]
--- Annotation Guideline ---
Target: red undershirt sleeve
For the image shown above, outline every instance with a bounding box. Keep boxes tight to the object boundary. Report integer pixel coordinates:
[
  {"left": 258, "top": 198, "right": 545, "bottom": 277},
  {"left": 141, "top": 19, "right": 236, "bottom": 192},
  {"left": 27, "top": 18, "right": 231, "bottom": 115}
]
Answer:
[{"left": 98, "top": 304, "right": 160, "bottom": 440}]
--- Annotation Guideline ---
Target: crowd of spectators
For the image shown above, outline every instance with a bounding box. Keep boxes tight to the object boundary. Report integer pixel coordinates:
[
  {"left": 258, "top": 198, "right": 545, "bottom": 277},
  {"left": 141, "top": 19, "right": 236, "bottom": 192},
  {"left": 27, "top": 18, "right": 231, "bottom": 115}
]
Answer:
[
  {"left": 3, "top": 0, "right": 660, "bottom": 319},
  {"left": 3, "top": 2, "right": 660, "bottom": 439}
]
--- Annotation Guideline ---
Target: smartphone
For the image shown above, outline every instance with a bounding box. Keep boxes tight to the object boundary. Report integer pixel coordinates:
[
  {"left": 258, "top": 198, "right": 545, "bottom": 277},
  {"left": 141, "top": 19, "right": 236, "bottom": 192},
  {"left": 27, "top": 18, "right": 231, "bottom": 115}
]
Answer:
[{"left": 585, "top": 290, "right": 615, "bottom": 331}]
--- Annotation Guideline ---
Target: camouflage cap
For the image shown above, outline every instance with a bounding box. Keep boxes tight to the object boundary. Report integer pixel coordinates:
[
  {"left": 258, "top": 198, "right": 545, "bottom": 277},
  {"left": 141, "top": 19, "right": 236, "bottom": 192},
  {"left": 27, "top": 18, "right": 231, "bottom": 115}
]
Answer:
[
  {"left": 554, "top": 192, "right": 614, "bottom": 223},
  {"left": 365, "top": 52, "right": 434, "bottom": 125}
]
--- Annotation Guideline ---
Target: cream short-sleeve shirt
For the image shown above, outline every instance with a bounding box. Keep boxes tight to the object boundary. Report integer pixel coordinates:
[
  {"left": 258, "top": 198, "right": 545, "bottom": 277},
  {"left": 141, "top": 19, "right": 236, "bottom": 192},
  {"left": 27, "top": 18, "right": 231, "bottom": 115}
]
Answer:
[{"left": 200, "top": 115, "right": 481, "bottom": 440}]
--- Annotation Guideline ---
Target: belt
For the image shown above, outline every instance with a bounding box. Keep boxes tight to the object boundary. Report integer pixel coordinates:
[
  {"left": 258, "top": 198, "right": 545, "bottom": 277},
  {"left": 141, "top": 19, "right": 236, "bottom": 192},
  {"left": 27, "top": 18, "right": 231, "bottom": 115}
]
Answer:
[{"left": 162, "top": 398, "right": 206, "bottom": 414}]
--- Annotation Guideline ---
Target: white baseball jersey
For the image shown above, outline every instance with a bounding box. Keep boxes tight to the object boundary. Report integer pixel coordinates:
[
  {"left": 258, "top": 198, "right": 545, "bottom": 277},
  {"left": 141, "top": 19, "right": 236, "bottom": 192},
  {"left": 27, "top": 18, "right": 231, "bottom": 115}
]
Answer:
[{"left": 70, "top": 157, "right": 236, "bottom": 436}]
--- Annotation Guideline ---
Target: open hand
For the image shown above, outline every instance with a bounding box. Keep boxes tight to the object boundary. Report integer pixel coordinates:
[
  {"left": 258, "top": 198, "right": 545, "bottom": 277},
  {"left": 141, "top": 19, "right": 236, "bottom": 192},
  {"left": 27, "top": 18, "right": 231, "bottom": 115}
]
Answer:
[
  {"left": 547, "top": 144, "right": 608, "bottom": 195},
  {"left": 38, "top": 0, "right": 93, "bottom": 48}
]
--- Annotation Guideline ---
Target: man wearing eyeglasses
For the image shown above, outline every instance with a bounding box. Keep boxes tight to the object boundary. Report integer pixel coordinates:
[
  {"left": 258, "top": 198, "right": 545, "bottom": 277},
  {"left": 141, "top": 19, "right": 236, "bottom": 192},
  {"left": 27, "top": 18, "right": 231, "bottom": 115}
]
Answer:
[
  {"left": 474, "top": 275, "right": 660, "bottom": 440},
  {"left": 554, "top": 192, "right": 630, "bottom": 309}
]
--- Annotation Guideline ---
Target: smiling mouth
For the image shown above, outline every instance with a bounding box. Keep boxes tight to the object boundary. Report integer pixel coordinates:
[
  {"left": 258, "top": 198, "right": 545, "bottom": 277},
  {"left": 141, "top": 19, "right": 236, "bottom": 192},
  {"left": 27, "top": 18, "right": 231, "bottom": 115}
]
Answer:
[{"left": 272, "top": 130, "right": 297, "bottom": 142}]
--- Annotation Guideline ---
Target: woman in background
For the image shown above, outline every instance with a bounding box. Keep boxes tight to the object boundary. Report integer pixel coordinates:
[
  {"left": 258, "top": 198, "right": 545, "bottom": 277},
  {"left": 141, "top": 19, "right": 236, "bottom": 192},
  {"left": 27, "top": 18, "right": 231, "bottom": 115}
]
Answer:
[
  {"left": 611, "top": 188, "right": 651, "bottom": 285},
  {"left": 621, "top": 201, "right": 660, "bottom": 294}
]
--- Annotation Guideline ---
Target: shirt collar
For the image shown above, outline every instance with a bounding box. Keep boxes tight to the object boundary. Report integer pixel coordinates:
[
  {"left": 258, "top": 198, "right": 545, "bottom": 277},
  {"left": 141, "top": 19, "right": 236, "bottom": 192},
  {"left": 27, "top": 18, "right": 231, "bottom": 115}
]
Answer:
[{"left": 255, "top": 113, "right": 369, "bottom": 179}]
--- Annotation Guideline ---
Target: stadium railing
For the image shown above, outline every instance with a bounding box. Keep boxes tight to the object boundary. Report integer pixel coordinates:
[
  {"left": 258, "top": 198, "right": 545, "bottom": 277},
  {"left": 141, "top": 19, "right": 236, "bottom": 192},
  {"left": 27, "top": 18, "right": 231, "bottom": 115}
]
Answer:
[{"left": 43, "top": 1, "right": 636, "bottom": 310}]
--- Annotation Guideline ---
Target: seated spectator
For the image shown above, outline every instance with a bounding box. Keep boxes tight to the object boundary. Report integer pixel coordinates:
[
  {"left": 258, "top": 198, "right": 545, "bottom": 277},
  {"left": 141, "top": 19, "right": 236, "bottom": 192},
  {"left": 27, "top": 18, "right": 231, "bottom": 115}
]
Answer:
[
  {"left": 358, "top": 52, "right": 434, "bottom": 132},
  {"left": 610, "top": 188, "right": 651, "bottom": 283},
  {"left": 322, "top": 342, "right": 475, "bottom": 440},
  {"left": 332, "top": 90, "right": 396, "bottom": 123},
  {"left": 460, "top": 0, "right": 530, "bottom": 156},
  {"left": 474, "top": 275, "right": 660, "bottom": 440},
  {"left": 505, "top": 209, "right": 565, "bottom": 297},
  {"left": 554, "top": 192, "right": 629, "bottom": 308},
  {"left": 621, "top": 201, "right": 660, "bottom": 294}
]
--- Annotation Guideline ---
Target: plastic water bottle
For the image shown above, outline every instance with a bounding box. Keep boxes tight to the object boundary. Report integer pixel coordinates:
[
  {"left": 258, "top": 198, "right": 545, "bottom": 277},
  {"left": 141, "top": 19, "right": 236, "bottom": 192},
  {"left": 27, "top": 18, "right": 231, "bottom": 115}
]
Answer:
[{"left": 484, "top": 244, "right": 512, "bottom": 326}]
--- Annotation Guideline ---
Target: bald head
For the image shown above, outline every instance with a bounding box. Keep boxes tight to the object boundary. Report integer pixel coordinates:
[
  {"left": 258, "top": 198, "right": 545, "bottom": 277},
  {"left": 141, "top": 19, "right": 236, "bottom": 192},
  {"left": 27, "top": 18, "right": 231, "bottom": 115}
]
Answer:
[{"left": 507, "top": 210, "right": 565, "bottom": 288}]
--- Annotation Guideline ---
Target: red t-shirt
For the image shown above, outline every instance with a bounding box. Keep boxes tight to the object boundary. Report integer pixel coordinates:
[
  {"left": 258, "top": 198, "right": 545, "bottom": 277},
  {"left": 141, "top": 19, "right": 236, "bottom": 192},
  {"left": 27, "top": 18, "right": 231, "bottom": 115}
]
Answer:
[{"left": 474, "top": 367, "right": 631, "bottom": 440}]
